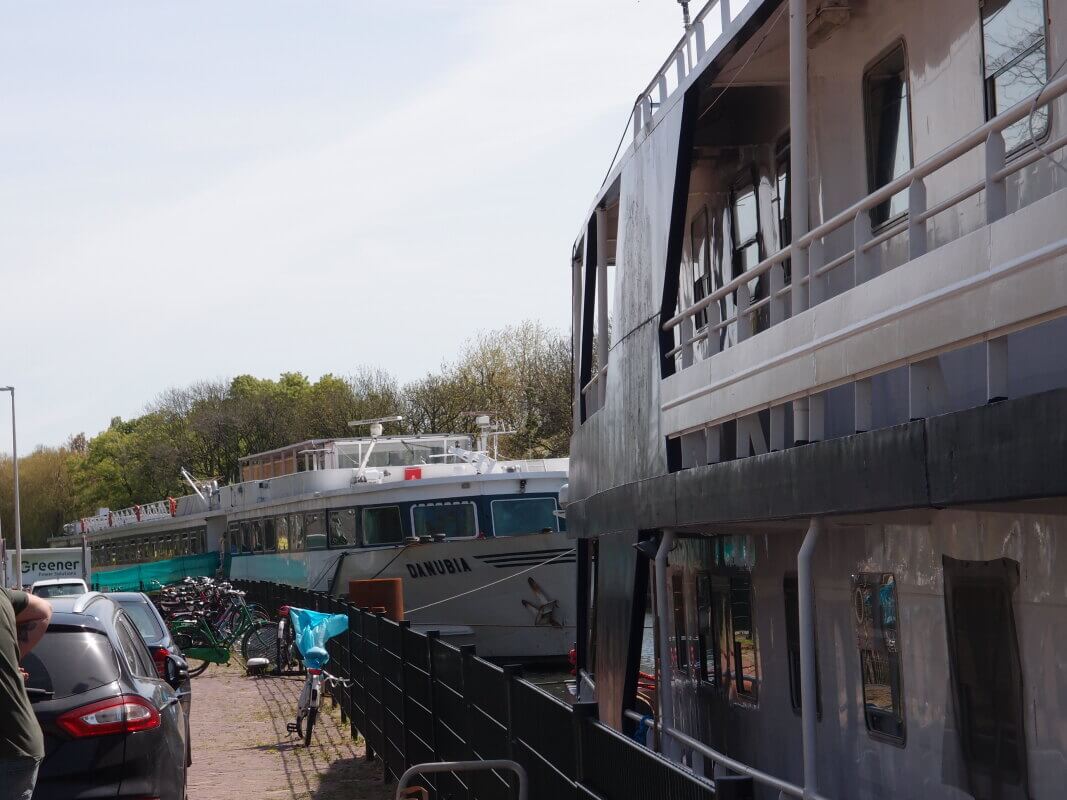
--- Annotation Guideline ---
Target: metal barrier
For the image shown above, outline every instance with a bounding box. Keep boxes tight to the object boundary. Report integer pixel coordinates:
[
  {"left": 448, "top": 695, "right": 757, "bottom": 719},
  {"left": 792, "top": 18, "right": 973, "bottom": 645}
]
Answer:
[{"left": 232, "top": 579, "right": 734, "bottom": 799}]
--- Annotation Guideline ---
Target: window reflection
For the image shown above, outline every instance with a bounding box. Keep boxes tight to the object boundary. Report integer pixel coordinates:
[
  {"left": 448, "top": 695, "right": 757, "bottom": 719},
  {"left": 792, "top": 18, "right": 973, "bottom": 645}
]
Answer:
[
  {"left": 982, "top": 0, "right": 1049, "bottom": 151},
  {"left": 852, "top": 572, "right": 905, "bottom": 742}
]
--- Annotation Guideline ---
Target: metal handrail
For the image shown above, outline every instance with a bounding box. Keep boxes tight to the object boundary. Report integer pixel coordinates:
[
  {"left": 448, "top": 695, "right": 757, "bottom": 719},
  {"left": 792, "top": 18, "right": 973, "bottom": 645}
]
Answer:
[
  {"left": 395, "top": 760, "right": 528, "bottom": 800},
  {"left": 663, "top": 69, "right": 1067, "bottom": 336}
]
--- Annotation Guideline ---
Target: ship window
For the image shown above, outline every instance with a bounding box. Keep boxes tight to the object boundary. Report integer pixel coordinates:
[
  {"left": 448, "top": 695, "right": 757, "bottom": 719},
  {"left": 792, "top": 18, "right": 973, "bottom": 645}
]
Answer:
[
  {"left": 864, "top": 42, "right": 912, "bottom": 226},
  {"left": 695, "top": 573, "right": 720, "bottom": 686},
  {"left": 305, "top": 512, "right": 327, "bottom": 551},
  {"left": 670, "top": 572, "right": 690, "bottom": 674},
  {"left": 362, "top": 505, "right": 404, "bottom": 546},
  {"left": 730, "top": 571, "right": 759, "bottom": 700},
  {"left": 275, "top": 515, "right": 290, "bottom": 552},
  {"left": 691, "top": 207, "right": 711, "bottom": 330},
  {"left": 491, "top": 498, "right": 559, "bottom": 537},
  {"left": 289, "top": 514, "right": 305, "bottom": 552},
  {"left": 329, "top": 508, "right": 357, "bottom": 547},
  {"left": 412, "top": 501, "right": 477, "bottom": 539},
  {"left": 852, "top": 573, "right": 905, "bottom": 743},
  {"left": 263, "top": 519, "right": 276, "bottom": 553},
  {"left": 784, "top": 574, "right": 821, "bottom": 716},
  {"left": 981, "top": 0, "right": 1048, "bottom": 152},
  {"left": 731, "top": 173, "right": 769, "bottom": 334},
  {"left": 943, "top": 556, "right": 1028, "bottom": 791},
  {"left": 227, "top": 523, "right": 240, "bottom": 555}
]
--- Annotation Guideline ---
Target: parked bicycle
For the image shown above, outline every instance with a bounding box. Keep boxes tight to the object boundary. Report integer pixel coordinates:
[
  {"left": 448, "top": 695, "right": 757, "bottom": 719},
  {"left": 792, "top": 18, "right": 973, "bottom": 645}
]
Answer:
[
  {"left": 169, "top": 588, "right": 276, "bottom": 676},
  {"left": 282, "top": 607, "right": 350, "bottom": 746}
]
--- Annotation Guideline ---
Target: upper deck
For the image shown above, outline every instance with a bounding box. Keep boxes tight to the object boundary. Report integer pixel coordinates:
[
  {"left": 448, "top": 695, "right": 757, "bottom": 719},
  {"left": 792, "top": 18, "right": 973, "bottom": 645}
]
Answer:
[{"left": 569, "top": 0, "right": 1067, "bottom": 534}]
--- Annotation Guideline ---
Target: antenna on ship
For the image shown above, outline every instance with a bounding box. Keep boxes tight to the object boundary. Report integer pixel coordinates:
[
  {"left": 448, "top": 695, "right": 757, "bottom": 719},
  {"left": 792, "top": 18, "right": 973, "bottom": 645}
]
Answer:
[
  {"left": 347, "top": 415, "right": 403, "bottom": 439},
  {"left": 460, "top": 412, "right": 515, "bottom": 459},
  {"left": 347, "top": 416, "right": 404, "bottom": 480},
  {"left": 678, "top": 0, "right": 692, "bottom": 31}
]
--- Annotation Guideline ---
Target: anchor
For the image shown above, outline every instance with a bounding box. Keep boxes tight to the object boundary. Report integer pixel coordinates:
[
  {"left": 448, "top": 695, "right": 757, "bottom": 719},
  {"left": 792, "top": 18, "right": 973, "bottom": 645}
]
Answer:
[{"left": 521, "top": 576, "right": 562, "bottom": 628}]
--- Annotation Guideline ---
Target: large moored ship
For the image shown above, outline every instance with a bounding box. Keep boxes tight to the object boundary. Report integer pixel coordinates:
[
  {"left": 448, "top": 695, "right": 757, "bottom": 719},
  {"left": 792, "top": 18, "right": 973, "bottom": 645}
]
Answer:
[
  {"left": 53, "top": 419, "right": 575, "bottom": 660},
  {"left": 567, "top": 0, "right": 1067, "bottom": 798}
]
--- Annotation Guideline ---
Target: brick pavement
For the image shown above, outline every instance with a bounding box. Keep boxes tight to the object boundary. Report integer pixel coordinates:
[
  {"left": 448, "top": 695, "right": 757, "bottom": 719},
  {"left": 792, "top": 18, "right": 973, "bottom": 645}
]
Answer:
[{"left": 186, "top": 662, "right": 391, "bottom": 800}]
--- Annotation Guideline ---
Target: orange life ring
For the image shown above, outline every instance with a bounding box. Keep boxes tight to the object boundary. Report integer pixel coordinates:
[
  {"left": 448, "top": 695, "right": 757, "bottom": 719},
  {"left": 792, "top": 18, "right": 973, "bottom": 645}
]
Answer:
[{"left": 168, "top": 497, "right": 177, "bottom": 517}]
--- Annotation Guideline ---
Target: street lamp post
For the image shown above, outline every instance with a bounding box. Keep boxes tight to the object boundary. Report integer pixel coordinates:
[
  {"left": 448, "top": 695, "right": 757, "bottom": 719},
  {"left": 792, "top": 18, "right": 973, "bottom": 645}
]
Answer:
[{"left": 0, "top": 387, "right": 22, "bottom": 589}]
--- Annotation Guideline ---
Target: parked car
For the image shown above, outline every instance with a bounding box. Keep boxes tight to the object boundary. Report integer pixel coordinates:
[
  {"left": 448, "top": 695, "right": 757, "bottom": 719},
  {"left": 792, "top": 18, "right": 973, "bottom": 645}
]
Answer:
[
  {"left": 106, "top": 591, "right": 192, "bottom": 759},
  {"left": 22, "top": 592, "right": 188, "bottom": 800},
  {"left": 30, "top": 578, "right": 88, "bottom": 598}
]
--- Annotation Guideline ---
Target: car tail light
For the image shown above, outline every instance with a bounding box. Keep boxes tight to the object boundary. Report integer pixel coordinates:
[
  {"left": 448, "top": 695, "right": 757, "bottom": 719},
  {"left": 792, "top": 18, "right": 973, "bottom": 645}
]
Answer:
[
  {"left": 151, "top": 646, "right": 169, "bottom": 679},
  {"left": 57, "top": 695, "right": 160, "bottom": 738}
]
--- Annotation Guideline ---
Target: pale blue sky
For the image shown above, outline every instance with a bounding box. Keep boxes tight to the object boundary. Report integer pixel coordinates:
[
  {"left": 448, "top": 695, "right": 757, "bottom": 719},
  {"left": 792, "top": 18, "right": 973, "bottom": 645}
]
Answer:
[{"left": 0, "top": 1, "right": 686, "bottom": 450}]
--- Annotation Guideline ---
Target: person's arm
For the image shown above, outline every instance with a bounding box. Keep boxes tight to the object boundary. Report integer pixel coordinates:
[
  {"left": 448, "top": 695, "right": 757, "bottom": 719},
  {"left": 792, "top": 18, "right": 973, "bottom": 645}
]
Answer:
[{"left": 15, "top": 594, "right": 51, "bottom": 661}]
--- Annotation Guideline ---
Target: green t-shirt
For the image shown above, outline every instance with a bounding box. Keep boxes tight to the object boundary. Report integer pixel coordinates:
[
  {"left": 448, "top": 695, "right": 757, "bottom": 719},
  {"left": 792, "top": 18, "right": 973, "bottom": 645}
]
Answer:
[{"left": 0, "top": 588, "right": 45, "bottom": 760}]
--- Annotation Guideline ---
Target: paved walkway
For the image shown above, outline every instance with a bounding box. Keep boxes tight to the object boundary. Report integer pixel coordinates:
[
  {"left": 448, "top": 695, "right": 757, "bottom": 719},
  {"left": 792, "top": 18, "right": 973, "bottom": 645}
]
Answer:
[{"left": 187, "top": 662, "right": 391, "bottom": 800}]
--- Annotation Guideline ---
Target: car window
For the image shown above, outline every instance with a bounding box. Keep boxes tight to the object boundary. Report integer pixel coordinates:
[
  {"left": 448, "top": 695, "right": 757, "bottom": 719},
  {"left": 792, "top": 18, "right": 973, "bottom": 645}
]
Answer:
[
  {"left": 115, "top": 614, "right": 156, "bottom": 679},
  {"left": 23, "top": 630, "right": 121, "bottom": 700},
  {"left": 117, "top": 600, "right": 165, "bottom": 642},
  {"left": 33, "top": 583, "right": 85, "bottom": 598}
]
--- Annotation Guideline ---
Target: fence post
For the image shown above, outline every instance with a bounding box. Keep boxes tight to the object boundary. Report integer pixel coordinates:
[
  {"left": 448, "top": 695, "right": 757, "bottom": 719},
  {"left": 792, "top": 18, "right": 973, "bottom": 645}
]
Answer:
[
  {"left": 502, "top": 664, "right": 524, "bottom": 800},
  {"left": 397, "top": 620, "right": 411, "bottom": 775},
  {"left": 425, "top": 631, "right": 440, "bottom": 764},
  {"left": 572, "top": 700, "right": 599, "bottom": 793}
]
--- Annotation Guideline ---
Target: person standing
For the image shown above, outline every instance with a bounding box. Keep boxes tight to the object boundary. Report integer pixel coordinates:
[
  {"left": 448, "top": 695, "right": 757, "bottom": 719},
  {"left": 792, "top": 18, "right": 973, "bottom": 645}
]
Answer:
[{"left": 0, "top": 587, "right": 51, "bottom": 800}]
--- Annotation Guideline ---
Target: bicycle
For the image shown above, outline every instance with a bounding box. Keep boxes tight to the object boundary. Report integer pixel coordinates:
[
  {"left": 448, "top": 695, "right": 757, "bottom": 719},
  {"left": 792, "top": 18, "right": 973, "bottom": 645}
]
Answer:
[
  {"left": 280, "top": 606, "right": 350, "bottom": 746},
  {"left": 287, "top": 667, "right": 351, "bottom": 747},
  {"left": 275, "top": 605, "right": 304, "bottom": 676},
  {"left": 170, "top": 589, "right": 276, "bottom": 676}
]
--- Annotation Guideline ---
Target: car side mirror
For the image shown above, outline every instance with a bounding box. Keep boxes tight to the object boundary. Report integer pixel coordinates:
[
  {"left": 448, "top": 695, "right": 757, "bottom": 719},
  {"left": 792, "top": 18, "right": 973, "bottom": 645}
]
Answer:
[{"left": 164, "top": 654, "right": 189, "bottom": 690}]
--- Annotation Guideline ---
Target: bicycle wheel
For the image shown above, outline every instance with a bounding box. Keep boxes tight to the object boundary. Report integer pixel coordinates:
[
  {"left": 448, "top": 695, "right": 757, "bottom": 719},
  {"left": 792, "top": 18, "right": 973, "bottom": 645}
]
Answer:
[
  {"left": 173, "top": 630, "right": 211, "bottom": 677},
  {"left": 240, "top": 620, "right": 277, "bottom": 665},
  {"left": 303, "top": 707, "right": 317, "bottom": 747}
]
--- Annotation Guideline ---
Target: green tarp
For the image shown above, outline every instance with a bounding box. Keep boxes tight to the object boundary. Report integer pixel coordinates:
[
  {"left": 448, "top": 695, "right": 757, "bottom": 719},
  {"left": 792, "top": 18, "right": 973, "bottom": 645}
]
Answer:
[{"left": 91, "top": 552, "right": 220, "bottom": 592}]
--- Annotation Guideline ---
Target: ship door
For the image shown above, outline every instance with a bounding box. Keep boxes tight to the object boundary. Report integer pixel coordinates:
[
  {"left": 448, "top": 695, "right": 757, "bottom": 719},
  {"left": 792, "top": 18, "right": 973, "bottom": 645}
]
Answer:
[{"left": 943, "top": 556, "right": 1029, "bottom": 800}]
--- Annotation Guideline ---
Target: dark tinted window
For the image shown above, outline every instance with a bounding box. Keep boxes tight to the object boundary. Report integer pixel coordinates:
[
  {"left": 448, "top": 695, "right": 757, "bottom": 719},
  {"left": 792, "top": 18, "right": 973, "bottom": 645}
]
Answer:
[
  {"left": 865, "top": 44, "right": 912, "bottom": 225},
  {"left": 670, "top": 572, "right": 689, "bottom": 674},
  {"left": 413, "top": 503, "right": 477, "bottom": 539},
  {"left": 23, "top": 630, "right": 120, "bottom": 700},
  {"left": 943, "top": 557, "right": 1028, "bottom": 789},
  {"left": 491, "top": 498, "right": 558, "bottom": 537},
  {"left": 363, "top": 506, "right": 403, "bottom": 546},
  {"left": 329, "top": 508, "right": 357, "bottom": 547},
  {"left": 117, "top": 600, "right": 165, "bottom": 642},
  {"left": 115, "top": 615, "right": 154, "bottom": 678},
  {"left": 696, "top": 573, "right": 719, "bottom": 686},
  {"left": 305, "top": 512, "right": 327, "bottom": 551}
]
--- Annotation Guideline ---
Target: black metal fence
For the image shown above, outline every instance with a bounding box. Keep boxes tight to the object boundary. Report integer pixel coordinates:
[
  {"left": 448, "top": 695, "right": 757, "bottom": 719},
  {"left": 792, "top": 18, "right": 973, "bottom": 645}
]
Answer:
[{"left": 232, "top": 580, "right": 730, "bottom": 800}]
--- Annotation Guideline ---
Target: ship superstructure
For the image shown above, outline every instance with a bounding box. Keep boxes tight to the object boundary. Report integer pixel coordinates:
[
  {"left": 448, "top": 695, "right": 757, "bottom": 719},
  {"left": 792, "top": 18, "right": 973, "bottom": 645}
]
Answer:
[{"left": 569, "top": 0, "right": 1067, "bottom": 797}]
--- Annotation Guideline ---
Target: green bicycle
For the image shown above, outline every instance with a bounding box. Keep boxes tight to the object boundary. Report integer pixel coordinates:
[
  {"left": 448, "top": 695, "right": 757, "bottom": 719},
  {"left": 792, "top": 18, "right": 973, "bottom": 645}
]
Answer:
[{"left": 170, "top": 589, "right": 276, "bottom": 677}]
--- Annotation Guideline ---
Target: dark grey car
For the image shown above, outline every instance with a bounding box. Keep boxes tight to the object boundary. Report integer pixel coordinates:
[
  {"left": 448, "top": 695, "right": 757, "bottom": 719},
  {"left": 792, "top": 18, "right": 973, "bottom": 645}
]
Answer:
[
  {"left": 107, "top": 591, "right": 193, "bottom": 731},
  {"left": 25, "top": 593, "right": 188, "bottom": 800}
]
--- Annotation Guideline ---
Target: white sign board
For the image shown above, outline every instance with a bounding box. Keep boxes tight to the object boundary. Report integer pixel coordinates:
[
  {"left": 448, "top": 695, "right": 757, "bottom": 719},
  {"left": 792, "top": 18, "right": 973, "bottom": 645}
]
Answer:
[{"left": 5, "top": 547, "right": 91, "bottom": 588}]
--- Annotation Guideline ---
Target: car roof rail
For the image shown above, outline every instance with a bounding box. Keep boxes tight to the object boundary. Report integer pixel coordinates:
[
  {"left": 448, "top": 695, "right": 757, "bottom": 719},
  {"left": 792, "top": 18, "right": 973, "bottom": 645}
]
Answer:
[{"left": 72, "top": 591, "right": 109, "bottom": 614}]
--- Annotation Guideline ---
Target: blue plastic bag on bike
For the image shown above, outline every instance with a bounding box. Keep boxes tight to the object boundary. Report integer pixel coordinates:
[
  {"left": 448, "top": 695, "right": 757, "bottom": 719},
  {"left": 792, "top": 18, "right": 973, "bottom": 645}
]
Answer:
[{"left": 287, "top": 607, "right": 349, "bottom": 670}]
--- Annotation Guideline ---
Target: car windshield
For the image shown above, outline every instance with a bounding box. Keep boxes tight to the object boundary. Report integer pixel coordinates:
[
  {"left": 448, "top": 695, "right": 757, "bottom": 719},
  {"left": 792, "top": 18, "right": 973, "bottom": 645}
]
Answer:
[
  {"left": 33, "top": 583, "right": 85, "bottom": 598},
  {"left": 23, "top": 629, "right": 120, "bottom": 700},
  {"left": 117, "top": 600, "right": 165, "bottom": 642}
]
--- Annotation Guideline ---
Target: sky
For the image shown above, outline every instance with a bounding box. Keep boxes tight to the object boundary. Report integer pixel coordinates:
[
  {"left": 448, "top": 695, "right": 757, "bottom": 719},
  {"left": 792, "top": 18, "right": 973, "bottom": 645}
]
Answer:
[{"left": 0, "top": 1, "right": 687, "bottom": 451}]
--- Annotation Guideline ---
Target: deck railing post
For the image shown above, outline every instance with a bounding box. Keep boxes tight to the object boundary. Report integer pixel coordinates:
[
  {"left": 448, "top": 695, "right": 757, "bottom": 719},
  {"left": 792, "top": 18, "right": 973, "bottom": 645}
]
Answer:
[
  {"left": 908, "top": 177, "right": 928, "bottom": 259},
  {"left": 854, "top": 209, "right": 873, "bottom": 285},
  {"left": 798, "top": 517, "right": 823, "bottom": 800},
  {"left": 736, "top": 283, "right": 752, "bottom": 341},
  {"left": 985, "top": 130, "right": 1008, "bottom": 223}
]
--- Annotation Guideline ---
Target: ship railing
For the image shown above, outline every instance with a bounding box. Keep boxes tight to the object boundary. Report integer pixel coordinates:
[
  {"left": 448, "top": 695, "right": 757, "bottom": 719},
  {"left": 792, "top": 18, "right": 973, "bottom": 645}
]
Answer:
[
  {"left": 623, "top": 709, "right": 831, "bottom": 800},
  {"left": 662, "top": 69, "right": 1067, "bottom": 365},
  {"left": 628, "top": 0, "right": 755, "bottom": 145},
  {"left": 68, "top": 498, "right": 178, "bottom": 535}
]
